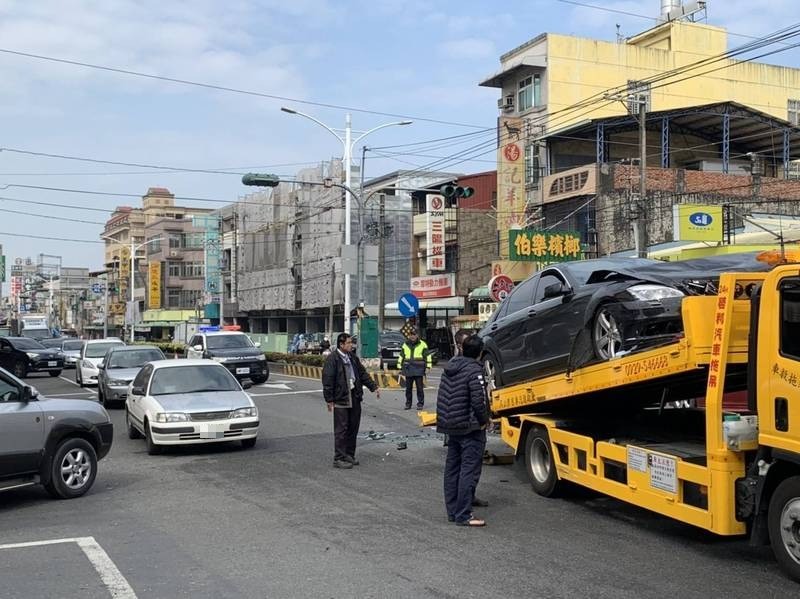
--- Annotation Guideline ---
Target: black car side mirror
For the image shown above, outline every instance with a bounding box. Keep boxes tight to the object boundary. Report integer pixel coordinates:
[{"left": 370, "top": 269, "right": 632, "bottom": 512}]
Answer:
[
  {"left": 543, "top": 283, "right": 568, "bottom": 299},
  {"left": 22, "top": 385, "right": 39, "bottom": 402}
]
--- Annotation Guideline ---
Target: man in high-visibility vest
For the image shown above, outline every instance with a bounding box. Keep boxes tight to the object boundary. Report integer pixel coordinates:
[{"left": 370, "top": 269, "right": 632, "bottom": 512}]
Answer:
[{"left": 397, "top": 329, "right": 432, "bottom": 410}]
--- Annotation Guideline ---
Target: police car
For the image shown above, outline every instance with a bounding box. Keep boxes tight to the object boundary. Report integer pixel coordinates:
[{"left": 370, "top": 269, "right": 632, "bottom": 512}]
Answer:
[{"left": 185, "top": 326, "right": 269, "bottom": 384}]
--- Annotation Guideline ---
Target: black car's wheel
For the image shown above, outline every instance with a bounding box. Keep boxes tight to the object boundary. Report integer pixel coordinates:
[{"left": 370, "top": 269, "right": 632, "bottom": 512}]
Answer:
[
  {"left": 12, "top": 360, "right": 27, "bottom": 379},
  {"left": 126, "top": 409, "right": 142, "bottom": 439},
  {"left": 482, "top": 352, "right": 502, "bottom": 393},
  {"left": 49, "top": 370, "right": 61, "bottom": 378},
  {"left": 769, "top": 476, "right": 800, "bottom": 582},
  {"left": 241, "top": 437, "right": 257, "bottom": 449},
  {"left": 251, "top": 374, "right": 268, "bottom": 385},
  {"left": 43, "top": 438, "right": 98, "bottom": 499},
  {"left": 592, "top": 303, "right": 623, "bottom": 360},
  {"left": 144, "top": 420, "right": 162, "bottom": 455},
  {"left": 525, "top": 427, "right": 562, "bottom": 497}
]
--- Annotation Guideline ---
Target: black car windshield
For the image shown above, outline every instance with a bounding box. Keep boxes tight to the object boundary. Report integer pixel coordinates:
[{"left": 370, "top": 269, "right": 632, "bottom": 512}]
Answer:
[
  {"left": 63, "top": 340, "right": 83, "bottom": 351},
  {"left": 108, "top": 348, "right": 163, "bottom": 369},
  {"left": 10, "top": 338, "right": 46, "bottom": 350},
  {"left": 150, "top": 365, "right": 240, "bottom": 395},
  {"left": 39, "top": 338, "right": 64, "bottom": 348},
  {"left": 206, "top": 334, "right": 253, "bottom": 350},
  {"left": 381, "top": 333, "right": 405, "bottom": 344},
  {"left": 86, "top": 342, "right": 124, "bottom": 358}
]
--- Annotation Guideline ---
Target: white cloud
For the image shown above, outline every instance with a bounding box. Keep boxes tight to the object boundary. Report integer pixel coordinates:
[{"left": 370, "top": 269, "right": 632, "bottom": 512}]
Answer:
[{"left": 439, "top": 38, "right": 497, "bottom": 60}]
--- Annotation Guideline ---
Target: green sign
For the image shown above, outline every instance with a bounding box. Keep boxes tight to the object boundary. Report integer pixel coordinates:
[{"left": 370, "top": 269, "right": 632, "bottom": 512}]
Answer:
[{"left": 509, "top": 230, "right": 583, "bottom": 262}]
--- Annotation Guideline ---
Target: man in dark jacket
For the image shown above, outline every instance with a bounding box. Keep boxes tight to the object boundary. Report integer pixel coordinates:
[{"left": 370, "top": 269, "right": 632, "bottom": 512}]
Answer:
[
  {"left": 322, "top": 333, "right": 380, "bottom": 469},
  {"left": 435, "top": 334, "right": 489, "bottom": 526}
]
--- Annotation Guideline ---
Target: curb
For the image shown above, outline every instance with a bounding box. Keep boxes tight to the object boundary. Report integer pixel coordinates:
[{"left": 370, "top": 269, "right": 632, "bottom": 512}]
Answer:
[{"left": 273, "top": 363, "right": 402, "bottom": 389}]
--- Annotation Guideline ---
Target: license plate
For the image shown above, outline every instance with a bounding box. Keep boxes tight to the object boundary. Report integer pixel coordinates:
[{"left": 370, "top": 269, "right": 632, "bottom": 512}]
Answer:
[
  {"left": 48, "top": 361, "right": 57, "bottom": 367},
  {"left": 236, "top": 367, "right": 250, "bottom": 375},
  {"left": 199, "top": 423, "right": 224, "bottom": 439},
  {"left": 391, "top": 351, "right": 399, "bottom": 357}
]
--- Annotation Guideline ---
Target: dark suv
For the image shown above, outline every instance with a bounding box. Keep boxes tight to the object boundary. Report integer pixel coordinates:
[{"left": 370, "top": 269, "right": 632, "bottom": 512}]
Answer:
[
  {"left": 379, "top": 331, "right": 406, "bottom": 370},
  {"left": 0, "top": 367, "right": 113, "bottom": 498},
  {"left": 0, "top": 337, "right": 64, "bottom": 379}
]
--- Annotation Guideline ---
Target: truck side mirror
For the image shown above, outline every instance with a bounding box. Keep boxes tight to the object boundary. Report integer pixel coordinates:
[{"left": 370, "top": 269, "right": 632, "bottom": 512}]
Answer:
[{"left": 192, "top": 345, "right": 203, "bottom": 352}]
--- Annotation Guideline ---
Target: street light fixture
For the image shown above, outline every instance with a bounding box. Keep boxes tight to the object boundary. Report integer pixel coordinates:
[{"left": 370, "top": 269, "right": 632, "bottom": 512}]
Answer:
[
  {"left": 101, "top": 234, "right": 162, "bottom": 343},
  {"left": 279, "top": 106, "right": 411, "bottom": 331}
]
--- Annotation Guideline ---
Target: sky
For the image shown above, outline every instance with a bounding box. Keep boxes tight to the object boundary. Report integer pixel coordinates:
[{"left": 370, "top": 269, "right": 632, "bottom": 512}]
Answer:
[{"left": 0, "top": 0, "right": 797, "bottom": 280}]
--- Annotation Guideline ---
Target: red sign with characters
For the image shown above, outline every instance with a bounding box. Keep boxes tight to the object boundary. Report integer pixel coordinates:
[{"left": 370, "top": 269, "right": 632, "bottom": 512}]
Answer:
[
  {"left": 503, "top": 143, "right": 521, "bottom": 162},
  {"left": 489, "top": 274, "right": 514, "bottom": 302},
  {"left": 411, "top": 274, "right": 455, "bottom": 299}
]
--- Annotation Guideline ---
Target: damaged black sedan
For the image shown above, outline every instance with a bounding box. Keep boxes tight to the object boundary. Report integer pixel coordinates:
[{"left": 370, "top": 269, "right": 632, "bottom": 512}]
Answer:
[{"left": 479, "top": 254, "right": 769, "bottom": 390}]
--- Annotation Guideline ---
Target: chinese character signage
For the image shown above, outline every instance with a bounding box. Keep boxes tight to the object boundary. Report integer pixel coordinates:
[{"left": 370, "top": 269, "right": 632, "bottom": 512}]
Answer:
[
  {"left": 411, "top": 273, "right": 455, "bottom": 299},
  {"left": 497, "top": 116, "right": 526, "bottom": 259},
  {"left": 673, "top": 204, "right": 723, "bottom": 242},
  {"left": 509, "top": 230, "right": 583, "bottom": 262},
  {"left": 426, "top": 194, "right": 446, "bottom": 271},
  {"left": 148, "top": 261, "right": 161, "bottom": 309}
]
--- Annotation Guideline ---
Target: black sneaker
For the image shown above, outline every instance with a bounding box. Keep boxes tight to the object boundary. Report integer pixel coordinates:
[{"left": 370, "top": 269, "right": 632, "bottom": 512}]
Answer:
[
  {"left": 416, "top": 404, "right": 424, "bottom": 410},
  {"left": 404, "top": 404, "right": 412, "bottom": 410},
  {"left": 472, "top": 498, "right": 489, "bottom": 507},
  {"left": 333, "top": 459, "right": 353, "bottom": 469},
  {"left": 343, "top": 455, "right": 360, "bottom": 466}
]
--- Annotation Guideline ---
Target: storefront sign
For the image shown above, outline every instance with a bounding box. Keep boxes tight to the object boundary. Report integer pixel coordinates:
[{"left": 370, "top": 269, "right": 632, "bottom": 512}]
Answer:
[
  {"left": 673, "top": 204, "right": 723, "bottom": 242},
  {"left": 411, "top": 273, "right": 455, "bottom": 299},
  {"left": 488, "top": 274, "right": 514, "bottom": 302},
  {"left": 426, "top": 194, "right": 446, "bottom": 271},
  {"left": 478, "top": 302, "right": 499, "bottom": 321},
  {"left": 509, "top": 230, "right": 583, "bottom": 262},
  {"left": 497, "top": 116, "right": 526, "bottom": 259},
  {"left": 148, "top": 261, "right": 161, "bottom": 309}
]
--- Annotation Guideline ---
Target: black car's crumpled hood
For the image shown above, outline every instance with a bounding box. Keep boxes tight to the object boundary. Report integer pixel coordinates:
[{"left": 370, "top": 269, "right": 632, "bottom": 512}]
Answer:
[{"left": 584, "top": 252, "right": 771, "bottom": 295}]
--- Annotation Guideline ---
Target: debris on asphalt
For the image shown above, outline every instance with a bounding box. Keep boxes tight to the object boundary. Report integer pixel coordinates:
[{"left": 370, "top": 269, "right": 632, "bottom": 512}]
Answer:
[{"left": 396, "top": 441, "right": 407, "bottom": 450}]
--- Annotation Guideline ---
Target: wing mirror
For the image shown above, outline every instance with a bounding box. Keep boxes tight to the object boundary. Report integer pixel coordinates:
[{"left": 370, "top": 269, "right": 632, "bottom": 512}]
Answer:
[
  {"left": 192, "top": 344, "right": 203, "bottom": 352},
  {"left": 22, "top": 385, "right": 39, "bottom": 402},
  {"left": 543, "top": 282, "right": 572, "bottom": 299},
  {"left": 131, "top": 385, "right": 145, "bottom": 396},
  {"left": 254, "top": 342, "right": 262, "bottom": 348},
  {"left": 97, "top": 361, "right": 105, "bottom": 369}
]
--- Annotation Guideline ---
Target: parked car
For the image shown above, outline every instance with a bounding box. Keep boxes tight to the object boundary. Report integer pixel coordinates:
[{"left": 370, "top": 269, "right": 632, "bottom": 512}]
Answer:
[
  {"left": 479, "top": 254, "right": 771, "bottom": 391},
  {"left": 77, "top": 339, "right": 126, "bottom": 387},
  {"left": 39, "top": 337, "right": 67, "bottom": 349},
  {"left": 186, "top": 331, "right": 268, "bottom": 384},
  {"left": 125, "top": 360, "right": 259, "bottom": 454},
  {"left": 379, "top": 331, "right": 406, "bottom": 370},
  {"left": 0, "top": 337, "right": 64, "bottom": 379},
  {"left": 0, "top": 367, "right": 113, "bottom": 498},
  {"left": 97, "top": 345, "right": 165, "bottom": 409},
  {"left": 60, "top": 339, "right": 84, "bottom": 369}
]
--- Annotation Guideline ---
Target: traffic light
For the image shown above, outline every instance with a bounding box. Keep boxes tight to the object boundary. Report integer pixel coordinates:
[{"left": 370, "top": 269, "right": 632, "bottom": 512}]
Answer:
[
  {"left": 242, "top": 173, "right": 281, "bottom": 187},
  {"left": 440, "top": 184, "right": 475, "bottom": 200}
]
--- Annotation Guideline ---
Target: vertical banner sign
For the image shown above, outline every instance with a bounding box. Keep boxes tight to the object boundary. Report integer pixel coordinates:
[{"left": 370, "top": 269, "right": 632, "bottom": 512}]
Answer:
[
  {"left": 119, "top": 246, "right": 131, "bottom": 298},
  {"left": 148, "top": 261, "right": 161, "bottom": 309},
  {"left": 193, "top": 214, "right": 221, "bottom": 318},
  {"left": 426, "top": 194, "right": 446, "bottom": 271},
  {"left": 497, "top": 116, "right": 526, "bottom": 259}
]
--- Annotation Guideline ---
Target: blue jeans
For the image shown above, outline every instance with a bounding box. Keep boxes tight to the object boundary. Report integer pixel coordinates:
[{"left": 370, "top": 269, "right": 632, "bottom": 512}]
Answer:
[{"left": 443, "top": 429, "right": 486, "bottom": 523}]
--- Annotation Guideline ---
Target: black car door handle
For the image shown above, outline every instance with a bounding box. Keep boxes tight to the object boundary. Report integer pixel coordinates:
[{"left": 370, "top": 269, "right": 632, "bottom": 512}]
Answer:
[{"left": 528, "top": 309, "right": 537, "bottom": 317}]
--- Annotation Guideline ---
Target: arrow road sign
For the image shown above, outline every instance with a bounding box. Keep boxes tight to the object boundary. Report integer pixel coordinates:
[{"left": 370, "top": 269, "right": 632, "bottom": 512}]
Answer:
[{"left": 398, "top": 293, "right": 419, "bottom": 317}]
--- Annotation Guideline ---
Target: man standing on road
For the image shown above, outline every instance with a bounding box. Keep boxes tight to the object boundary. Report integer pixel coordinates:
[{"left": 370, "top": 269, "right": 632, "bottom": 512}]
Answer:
[
  {"left": 436, "top": 334, "right": 490, "bottom": 527},
  {"left": 322, "top": 333, "right": 380, "bottom": 469},
  {"left": 397, "top": 330, "right": 431, "bottom": 410}
]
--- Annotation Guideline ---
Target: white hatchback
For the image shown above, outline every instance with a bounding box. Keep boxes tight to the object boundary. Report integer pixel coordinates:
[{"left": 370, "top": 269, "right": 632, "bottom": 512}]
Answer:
[
  {"left": 124, "top": 359, "right": 259, "bottom": 454},
  {"left": 76, "top": 339, "right": 126, "bottom": 387}
]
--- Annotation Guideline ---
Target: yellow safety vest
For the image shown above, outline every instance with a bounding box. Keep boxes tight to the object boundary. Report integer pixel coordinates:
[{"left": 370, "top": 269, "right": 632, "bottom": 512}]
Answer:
[{"left": 397, "top": 341, "right": 432, "bottom": 370}]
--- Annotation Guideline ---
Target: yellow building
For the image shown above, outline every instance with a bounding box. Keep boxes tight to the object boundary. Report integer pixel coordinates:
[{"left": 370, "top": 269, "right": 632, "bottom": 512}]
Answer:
[{"left": 480, "top": 16, "right": 800, "bottom": 266}]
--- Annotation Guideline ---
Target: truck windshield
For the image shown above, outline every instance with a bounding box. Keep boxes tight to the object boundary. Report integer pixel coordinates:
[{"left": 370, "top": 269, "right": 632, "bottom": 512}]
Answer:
[
  {"left": 207, "top": 335, "right": 253, "bottom": 350},
  {"left": 150, "top": 365, "right": 240, "bottom": 395}
]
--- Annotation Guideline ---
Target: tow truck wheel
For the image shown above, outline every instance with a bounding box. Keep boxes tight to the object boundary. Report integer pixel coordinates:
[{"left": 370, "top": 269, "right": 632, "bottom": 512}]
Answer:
[
  {"left": 482, "top": 353, "right": 501, "bottom": 394},
  {"left": 768, "top": 476, "right": 800, "bottom": 582},
  {"left": 525, "top": 427, "right": 561, "bottom": 497},
  {"left": 592, "top": 303, "right": 623, "bottom": 360}
]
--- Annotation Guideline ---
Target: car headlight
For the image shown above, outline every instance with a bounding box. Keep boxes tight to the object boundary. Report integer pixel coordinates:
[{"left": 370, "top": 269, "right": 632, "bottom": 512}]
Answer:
[
  {"left": 211, "top": 356, "right": 228, "bottom": 363},
  {"left": 108, "top": 379, "right": 130, "bottom": 386},
  {"left": 26, "top": 352, "right": 38, "bottom": 359},
  {"left": 232, "top": 407, "right": 257, "bottom": 418},
  {"left": 257, "top": 354, "right": 266, "bottom": 361},
  {"left": 155, "top": 412, "right": 188, "bottom": 423},
  {"left": 627, "top": 284, "right": 685, "bottom": 301},
  {"left": 84, "top": 361, "right": 99, "bottom": 371}
]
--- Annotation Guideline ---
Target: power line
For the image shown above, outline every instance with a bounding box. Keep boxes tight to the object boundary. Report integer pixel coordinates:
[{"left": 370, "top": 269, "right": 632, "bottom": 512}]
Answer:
[{"left": 0, "top": 47, "right": 487, "bottom": 129}]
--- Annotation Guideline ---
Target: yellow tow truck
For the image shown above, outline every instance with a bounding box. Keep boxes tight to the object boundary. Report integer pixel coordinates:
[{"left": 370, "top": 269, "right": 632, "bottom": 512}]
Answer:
[{"left": 490, "top": 262, "right": 800, "bottom": 580}]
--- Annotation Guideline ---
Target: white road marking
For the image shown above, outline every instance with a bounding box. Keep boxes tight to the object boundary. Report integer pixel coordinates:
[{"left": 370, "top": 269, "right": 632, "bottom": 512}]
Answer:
[
  {"left": 249, "top": 389, "right": 324, "bottom": 397},
  {"left": 255, "top": 382, "right": 292, "bottom": 390},
  {"left": 50, "top": 392, "right": 97, "bottom": 397},
  {"left": 0, "top": 536, "right": 137, "bottom": 598}
]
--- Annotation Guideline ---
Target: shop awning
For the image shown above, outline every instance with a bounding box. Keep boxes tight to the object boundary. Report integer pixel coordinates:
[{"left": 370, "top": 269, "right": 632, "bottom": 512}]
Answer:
[{"left": 467, "top": 286, "right": 491, "bottom": 301}]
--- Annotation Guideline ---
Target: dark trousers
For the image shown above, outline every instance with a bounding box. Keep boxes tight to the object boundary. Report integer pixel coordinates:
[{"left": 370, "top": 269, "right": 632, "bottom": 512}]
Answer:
[
  {"left": 405, "top": 376, "right": 425, "bottom": 407},
  {"left": 443, "top": 429, "right": 486, "bottom": 523},
  {"left": 333, "top": 401, "right": 362, "bottom": 461}
]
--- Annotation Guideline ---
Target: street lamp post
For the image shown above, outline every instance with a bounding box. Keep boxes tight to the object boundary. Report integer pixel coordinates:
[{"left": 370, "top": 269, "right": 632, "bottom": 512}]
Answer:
[
  {"left": 101, "top": 234, "right": 162, "bottom": 343},
  {"left": 280, "top": 107, "right": 411, "bottom": 332}
]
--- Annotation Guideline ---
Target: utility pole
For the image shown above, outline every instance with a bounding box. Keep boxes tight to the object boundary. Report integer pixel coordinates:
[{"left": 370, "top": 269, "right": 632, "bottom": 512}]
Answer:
[
  {"left": 103, "top": 274, "right": 108, "bottom": 338},
  {"left": 636, "top": 99, "right": 648, "bottom": 258},
  {"left": 219, "top": 218, "right": 225, "bottom": 327},
  {"left": 328, "top": 263, "right": 335, "bottom": 336},
  {"left": 378, "top": 193, "right": 386, "bottom": 331}
]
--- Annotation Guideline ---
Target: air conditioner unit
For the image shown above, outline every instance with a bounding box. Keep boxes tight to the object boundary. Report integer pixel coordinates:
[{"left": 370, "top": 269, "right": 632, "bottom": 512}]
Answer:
[{"left": 497, "top": 95, "right": 514, "bottom": 111}]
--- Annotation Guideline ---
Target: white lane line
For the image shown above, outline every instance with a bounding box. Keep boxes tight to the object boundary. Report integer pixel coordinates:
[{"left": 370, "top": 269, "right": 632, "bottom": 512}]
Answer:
[
  {"left": 249, "top": 389, "right": 324, "bottom": 397},
  {"left": 59, "top": 376, "right": 97, "bottom": 394},
  {"left": 0, "top": 536, "right": 137, "bottom": 598}
]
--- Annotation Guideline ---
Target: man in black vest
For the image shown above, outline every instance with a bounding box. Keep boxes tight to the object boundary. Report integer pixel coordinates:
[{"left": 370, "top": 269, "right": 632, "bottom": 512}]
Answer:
[{"left": 322, "top": 333, "right": 380, "bottom": 469}]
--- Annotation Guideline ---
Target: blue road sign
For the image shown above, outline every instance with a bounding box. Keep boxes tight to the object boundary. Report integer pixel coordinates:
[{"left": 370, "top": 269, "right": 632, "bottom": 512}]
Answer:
[
  {"left": 92, "top": 284, "right": 103, "bottom": 294},
  {"left": 398, "top": 293, "right": 419, "bottom": 317}
]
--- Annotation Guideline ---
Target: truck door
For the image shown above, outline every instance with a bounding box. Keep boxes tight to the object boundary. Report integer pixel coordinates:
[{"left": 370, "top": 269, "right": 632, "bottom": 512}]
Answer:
[
  {"left": 0, "top": 376, "right": 43, "bottom": 476},
  {"left": 761, "top": 275, "right": 800, "bottom": 451}
]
